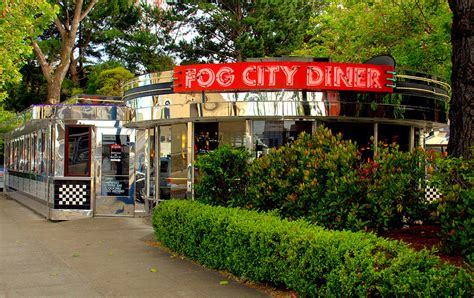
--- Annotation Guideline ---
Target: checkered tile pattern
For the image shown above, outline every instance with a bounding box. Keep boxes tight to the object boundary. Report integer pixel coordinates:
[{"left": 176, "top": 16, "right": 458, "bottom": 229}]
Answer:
[
  {"left": 425, "top": 186, "right": 442, "bottom": 203},
  {"left": 58, "top": 184, "right": 87, "bottom": 205},
  {"left": 54, "top": 180, "right": 90, "bottom": 209}
]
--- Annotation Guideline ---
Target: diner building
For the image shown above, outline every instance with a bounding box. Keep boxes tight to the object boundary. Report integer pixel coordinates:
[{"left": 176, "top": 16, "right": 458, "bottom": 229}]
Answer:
[{"left": 3, "top": 57, "right": 450, "bottom": 219}]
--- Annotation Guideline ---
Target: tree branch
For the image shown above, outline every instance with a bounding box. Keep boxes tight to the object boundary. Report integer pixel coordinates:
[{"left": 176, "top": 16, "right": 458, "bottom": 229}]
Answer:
[
  {"left": 80, "top": 0, "right": 98, "bottom": 22},
  {"left": 70, "top": 0, "right": 84, "bottom": 34},
  {"left": 414, "top": 0, "right": 434, "bottom": 34},
  {"left": 31, "top": 40, "right": 53, "bottom": 83},
  {"left": 54, "top": 18, "right": 67, "bottom": 41}
]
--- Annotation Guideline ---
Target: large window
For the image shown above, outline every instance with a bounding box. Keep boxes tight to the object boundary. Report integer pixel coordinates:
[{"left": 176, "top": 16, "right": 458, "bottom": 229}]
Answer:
[
  {"left": 379, "top": 124, "right": 410, "bottom": 152},
  {"left": 323, "top": 122, "right": 375, "bottom": 159},
  {"left": 253, "top": 120, "right": 313, "bottom": 157},
  {"left": 65, "top": 126, "right": 91, "bottom": 176}
]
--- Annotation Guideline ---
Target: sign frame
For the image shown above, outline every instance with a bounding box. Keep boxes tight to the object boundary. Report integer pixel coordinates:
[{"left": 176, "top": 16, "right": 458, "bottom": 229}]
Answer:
[{"left": 174, "top": 62, "right": 394, "bottom": 93}]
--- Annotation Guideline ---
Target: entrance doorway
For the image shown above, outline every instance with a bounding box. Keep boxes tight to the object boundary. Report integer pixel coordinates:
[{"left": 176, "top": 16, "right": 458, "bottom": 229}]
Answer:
[
  {"left": 158, "top": 124, "right": 188, "bottom": 201},
  {"left": 95, "top": 133, "right": 133, "bottom": 216}
]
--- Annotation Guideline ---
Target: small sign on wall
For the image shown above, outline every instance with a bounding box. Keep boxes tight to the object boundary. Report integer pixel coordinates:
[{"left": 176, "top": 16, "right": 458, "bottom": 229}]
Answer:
[
  {"left": 110, "top": 144, "right": 122, "bottom": 162},
  {"left": 102, "top": 176, "right": 129, "bottom": 196}
]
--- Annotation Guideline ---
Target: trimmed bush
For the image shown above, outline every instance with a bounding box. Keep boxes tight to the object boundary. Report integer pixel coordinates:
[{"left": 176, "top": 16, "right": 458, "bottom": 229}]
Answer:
[
  {"left": 153, "top": 200, "right": 472, "bottom": 297},
  {"left": 194, "top": 145, "right": 250, "bottom": 206},
  {"left": 431, "top": 156, "right": 473, "bottom": 257}
]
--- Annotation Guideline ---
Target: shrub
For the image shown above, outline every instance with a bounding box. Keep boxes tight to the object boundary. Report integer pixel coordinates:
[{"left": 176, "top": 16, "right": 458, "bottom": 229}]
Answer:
[
  {"left": 194, "top": 145, "right": 250, "bottom": 206},
  {"left": 361, "top": 146, "right": 432, "bottom": 229},
  {"left": 247, "top": 127, "right": 367, "bottom": 230},
  {"left": 431, "top": 156, "right": 473, "bottom": 257},
  {"left": 245, "top": 127, "right": 429, "bottom": 232},
  {"left": 153, "top": 200, "right": 472, "bottom": 296}
]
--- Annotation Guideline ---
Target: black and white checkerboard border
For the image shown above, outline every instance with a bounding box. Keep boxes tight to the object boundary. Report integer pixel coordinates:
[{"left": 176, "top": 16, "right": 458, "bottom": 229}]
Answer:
[
  {"left": 58, "top": 184, "right": 87, "bottom": 206},
  {"left": 54, "top": 180, "right": 91, "bottom": 209}
]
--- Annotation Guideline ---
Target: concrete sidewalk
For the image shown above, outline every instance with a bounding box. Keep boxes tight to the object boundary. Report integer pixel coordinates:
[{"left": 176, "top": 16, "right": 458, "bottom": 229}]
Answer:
[{"left": 0, "top": 193, "right": 268, "bottom": 297}]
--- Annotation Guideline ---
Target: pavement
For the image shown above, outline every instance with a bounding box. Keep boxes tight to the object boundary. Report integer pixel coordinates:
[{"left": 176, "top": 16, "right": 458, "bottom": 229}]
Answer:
[{"left": 0, "top": 193, "right": 268, "bottom": 297}]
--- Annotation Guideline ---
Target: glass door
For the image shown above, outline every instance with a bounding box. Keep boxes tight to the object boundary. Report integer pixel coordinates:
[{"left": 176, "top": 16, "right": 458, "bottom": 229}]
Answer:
[
  {"left": 134, "top": 128, "right": 158, "bottom": 215},
  {"left": 159, "top": 124, "right": 188, "bottom": 200},
  {"left": 96, "top": 133, "right": 133, "bottom": 216}
]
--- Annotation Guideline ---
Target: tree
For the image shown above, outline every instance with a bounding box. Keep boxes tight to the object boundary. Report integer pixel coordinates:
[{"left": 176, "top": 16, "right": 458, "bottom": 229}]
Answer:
[
  {"left": 0, "top": 107, "right": 19, "bottom": 163},
  {"left": 66, "top": 0, "right": 141, "bottom": 86},
  {"left": 31, "top": 0, "right": 98, "bottom": 104},
  {"left": 4, "top": 61, "right": 48, "bottom": 112},
  {"left": 0, "top": 0, "right": 56, "bottom": 101},
  {"left": 92, "top": 66, "right": 134, "bottom": 96},
  {"left": 102, "top": 2, "right": 175, "bottom": 73},
  {"left": 447, "top": 0, "right": 473, "bottom": 159},
  {"left": 169, "top": 0, "right": 319, "bottom": 63},
  {"left": 296, "top": 0, "right": 452, "bottom": 78}
]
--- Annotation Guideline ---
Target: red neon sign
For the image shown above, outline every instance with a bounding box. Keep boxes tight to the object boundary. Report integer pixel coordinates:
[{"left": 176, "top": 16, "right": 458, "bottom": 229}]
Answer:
[{"left": 174, "top": 62, "right": 394, "bottom": 93}]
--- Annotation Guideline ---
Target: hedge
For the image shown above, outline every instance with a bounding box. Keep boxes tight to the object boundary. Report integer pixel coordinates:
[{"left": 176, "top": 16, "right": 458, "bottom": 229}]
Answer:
[{"left": 152, "top": 200, "right": 472, "bottom": 297}]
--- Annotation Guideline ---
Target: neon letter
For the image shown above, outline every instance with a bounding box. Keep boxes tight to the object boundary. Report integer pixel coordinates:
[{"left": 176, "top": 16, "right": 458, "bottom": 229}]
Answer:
[
  {"left": 307, "top": 66, "right": 324, "bottom": 86},
  {"left": 243, "top": 66, "right": 257, "bottom": 86},
  {"left": 267, "top": 66, "right": 280, "bottom": 86},
  {"left": 197, "top": 68, "right": 215, "bottom": 87},
  {"left": 367, "top": 68, "right": 382, "bottom": 89},
  {"left": 354, "top": 67, "right": 367, "bottom": 88},
  {"left": 216, "top": 67, "right": 234, "bottom": 87},
  {"left": 185, "top": 69, "right": 197, "bottom": 88},
  {"left": 334, "top": 66, "right": 353, "bottom": 87},
  {"left": 257, "top": 66, "right": 268, "bottom": 86},
  {"left": 281, "top": 65, "right": 299, "bottom": 86},
  {"left": 325, "top": 66, "right": 332, "bottom": 87}
]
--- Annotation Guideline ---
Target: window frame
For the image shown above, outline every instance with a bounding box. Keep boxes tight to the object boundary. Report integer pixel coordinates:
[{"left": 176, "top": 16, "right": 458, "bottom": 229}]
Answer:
[{"left": 64, "top": 125, "right": 92, "bottom": 177}]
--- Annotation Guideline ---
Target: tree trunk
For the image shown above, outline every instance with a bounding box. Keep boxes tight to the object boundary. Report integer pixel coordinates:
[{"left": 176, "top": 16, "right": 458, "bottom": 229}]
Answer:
[
  {"left": 69, "top": 56, "right": 80, "bottom": 85},
  {"left": 31, "top": 0, "right": 98, "bottom": 104},
  {"left": 448, "top": 0, "right": 473, "bottom": 159},
  {"left": 47, "top": 80, "right": 62, "bottom": 104},
  {"left": 45, "top": 44, "right": 74, "bottom": 104}
]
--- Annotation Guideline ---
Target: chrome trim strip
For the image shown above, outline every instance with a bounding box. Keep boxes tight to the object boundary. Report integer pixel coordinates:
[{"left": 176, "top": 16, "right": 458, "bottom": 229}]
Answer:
[
  {"left": 395, "top": 87, "right": 450, "bottom": 100},
  {"left": 54, "top": 177, "right": 92, "bottom": 181},
  {"left": 395, "top": 74, "right": 451, "bottom": 91}
]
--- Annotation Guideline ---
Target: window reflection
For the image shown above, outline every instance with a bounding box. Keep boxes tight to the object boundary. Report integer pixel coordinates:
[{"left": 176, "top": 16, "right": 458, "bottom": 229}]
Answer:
[
  {"left": 159, "top": 124, "right": 187, "bottom": 200},
  {"left": 66, "top": 126, "right": 90, "bottom": 176},
  {"left": 253, "top": 120, "right": 312, "bottom": 157}
]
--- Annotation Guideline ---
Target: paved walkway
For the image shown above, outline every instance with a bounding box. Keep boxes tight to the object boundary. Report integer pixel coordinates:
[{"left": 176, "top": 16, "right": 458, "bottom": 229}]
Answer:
[{"left": 0, "top": 193, "right": 268, "bottom": 297}]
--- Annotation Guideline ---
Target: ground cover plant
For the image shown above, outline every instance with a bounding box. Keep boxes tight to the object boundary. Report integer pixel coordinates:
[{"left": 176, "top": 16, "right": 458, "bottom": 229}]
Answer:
[{"left": 153, "top": 200, "right": 472, "bottom": 296}]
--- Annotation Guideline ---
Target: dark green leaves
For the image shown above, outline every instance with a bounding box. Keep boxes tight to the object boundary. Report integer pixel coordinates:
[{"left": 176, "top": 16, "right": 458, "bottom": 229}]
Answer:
[{"left": 152, "top": 200, "right": 472, "bottom": 296}]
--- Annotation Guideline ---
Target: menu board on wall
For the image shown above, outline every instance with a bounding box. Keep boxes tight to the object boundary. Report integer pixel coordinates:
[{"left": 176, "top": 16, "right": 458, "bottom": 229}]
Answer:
[{"left": 110, "top": 144, "right": 122, "bottom": 162}]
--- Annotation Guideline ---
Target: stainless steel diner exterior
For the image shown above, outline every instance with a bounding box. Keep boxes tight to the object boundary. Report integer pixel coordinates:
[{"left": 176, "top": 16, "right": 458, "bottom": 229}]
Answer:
[{"left": 3, "top": 58, "right": 450, "bottom": 219}]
